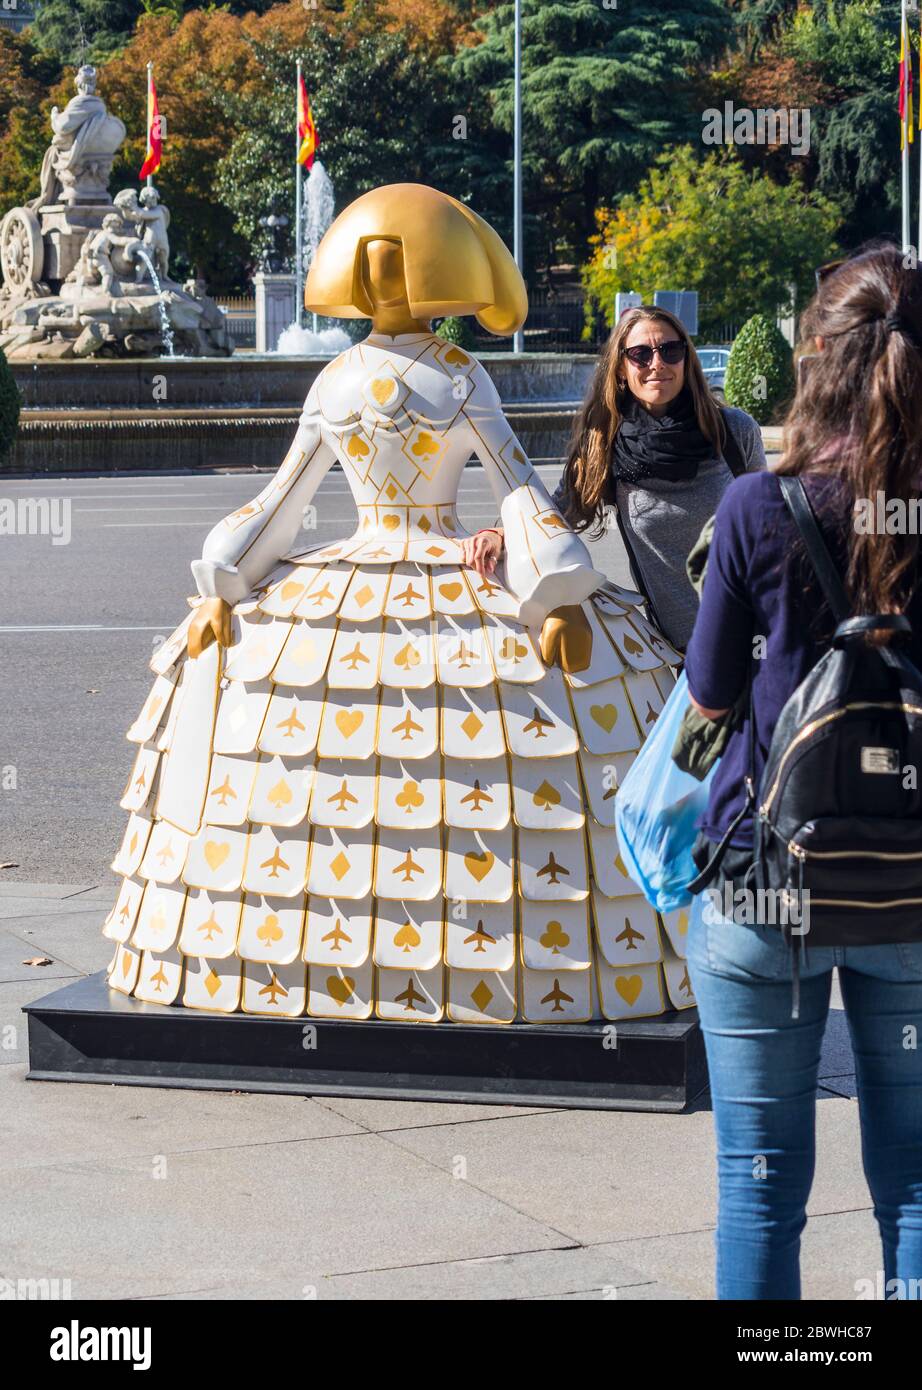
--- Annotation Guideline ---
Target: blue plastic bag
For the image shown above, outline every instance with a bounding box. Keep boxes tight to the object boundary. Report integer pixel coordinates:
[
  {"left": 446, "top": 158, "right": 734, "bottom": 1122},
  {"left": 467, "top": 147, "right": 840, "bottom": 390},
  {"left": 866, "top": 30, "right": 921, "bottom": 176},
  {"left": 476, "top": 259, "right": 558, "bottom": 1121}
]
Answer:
[{"left": 614, "top": 670, "right": 716, "bottom": 913}]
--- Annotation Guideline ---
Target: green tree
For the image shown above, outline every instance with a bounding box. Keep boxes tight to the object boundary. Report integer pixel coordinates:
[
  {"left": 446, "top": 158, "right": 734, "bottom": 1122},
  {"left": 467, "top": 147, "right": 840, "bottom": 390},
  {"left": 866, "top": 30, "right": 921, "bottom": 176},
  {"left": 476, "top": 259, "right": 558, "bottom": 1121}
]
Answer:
[
  {"left": 724, "top": 312, "right": 795, "bottom": 422},
  {"left": 582, "top": 146, "right": 842, "bottom": 339},
  {"left": 448, "top": 0, "right": 730, "bottom": 263},
  {"left": 29, "top": 0, "right": 146, "bottom": 64},
  {"left": 211, "top": 0, "right": 464, "bottom": 266},
  {"left": 0, "top": 30, "right": 62, "bottom": 217}
]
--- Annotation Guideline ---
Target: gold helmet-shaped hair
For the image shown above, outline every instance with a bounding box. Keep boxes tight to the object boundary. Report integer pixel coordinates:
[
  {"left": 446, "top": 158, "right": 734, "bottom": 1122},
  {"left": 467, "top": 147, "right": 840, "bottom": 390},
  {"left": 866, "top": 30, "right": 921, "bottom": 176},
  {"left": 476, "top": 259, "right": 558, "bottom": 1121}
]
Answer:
[{"left": 304, "top": 183, "right": 527, "bottom": 336}]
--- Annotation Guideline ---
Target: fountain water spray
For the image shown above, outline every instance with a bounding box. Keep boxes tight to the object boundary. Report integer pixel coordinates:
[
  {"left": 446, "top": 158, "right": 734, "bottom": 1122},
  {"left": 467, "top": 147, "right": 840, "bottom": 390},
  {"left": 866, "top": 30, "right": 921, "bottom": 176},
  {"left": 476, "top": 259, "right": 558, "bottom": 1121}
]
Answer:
[
  {"left": 304, "top": 159, "right": 335, "bottom": 334},
  {"left": 131, "top": 246, "right": 175, "bottom": 357}
]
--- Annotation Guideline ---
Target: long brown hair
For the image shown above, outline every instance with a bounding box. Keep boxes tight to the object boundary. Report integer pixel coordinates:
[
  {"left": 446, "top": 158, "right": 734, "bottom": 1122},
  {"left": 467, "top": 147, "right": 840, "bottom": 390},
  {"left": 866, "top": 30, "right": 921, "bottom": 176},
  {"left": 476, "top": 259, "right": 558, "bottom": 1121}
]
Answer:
[
  {"left": 560, "top": 306, "right": 725, "bottom": 535},
  {"left": 777, "top": 244, "right": 922, "bottom": 642}
]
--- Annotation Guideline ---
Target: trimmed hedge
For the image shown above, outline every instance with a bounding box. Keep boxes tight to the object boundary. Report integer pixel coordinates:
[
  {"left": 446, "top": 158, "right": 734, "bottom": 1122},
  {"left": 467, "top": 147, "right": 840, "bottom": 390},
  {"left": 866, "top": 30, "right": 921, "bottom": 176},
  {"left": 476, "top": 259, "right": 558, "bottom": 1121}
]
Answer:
[
  {"left": 724, "top": 313, "right": 794, "bottom": 424},
  {"left": 435, "top": 315, "right": 477, "bottom": 349}
]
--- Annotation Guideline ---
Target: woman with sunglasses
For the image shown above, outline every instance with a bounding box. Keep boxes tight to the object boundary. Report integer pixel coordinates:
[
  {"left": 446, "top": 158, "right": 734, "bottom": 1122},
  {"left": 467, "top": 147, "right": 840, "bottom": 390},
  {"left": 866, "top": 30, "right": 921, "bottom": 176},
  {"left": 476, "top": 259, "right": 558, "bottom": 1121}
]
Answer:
[
  {"left": 683, "top": 243, "right": 922, "bottom": 1299},
  {"left": 460, "top": 306, "right": 766, "bottom": 651}
]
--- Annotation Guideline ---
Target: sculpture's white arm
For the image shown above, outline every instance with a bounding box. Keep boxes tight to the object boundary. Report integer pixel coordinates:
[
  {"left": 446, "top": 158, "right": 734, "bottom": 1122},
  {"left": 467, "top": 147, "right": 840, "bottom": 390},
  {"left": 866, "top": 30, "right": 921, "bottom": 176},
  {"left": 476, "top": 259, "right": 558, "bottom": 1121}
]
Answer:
[
  {"left": 462, "top": 368, "right": 605, "bottom": 626},
  {"left": 191, "top": 389, "right": 336, "bottom": 603}
]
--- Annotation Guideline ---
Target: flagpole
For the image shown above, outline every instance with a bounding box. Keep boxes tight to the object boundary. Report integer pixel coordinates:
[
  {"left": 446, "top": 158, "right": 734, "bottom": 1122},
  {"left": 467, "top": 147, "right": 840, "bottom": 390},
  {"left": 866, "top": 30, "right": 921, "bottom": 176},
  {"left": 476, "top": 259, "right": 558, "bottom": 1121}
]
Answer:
[
  {"left": 918, "top": 7, "right": 921, "bottom": 257},
  {"left": 902, "top": 0, "right": 911, "bottom": 252},
  {"left": 295, "top": 60, "right": 303, "bottom": 332},
  {"left": 512, "top": 0, "right": 524, "bottom": 354},
  {"left": 146, "top": 61, "right": 153, "bottom": 190}
]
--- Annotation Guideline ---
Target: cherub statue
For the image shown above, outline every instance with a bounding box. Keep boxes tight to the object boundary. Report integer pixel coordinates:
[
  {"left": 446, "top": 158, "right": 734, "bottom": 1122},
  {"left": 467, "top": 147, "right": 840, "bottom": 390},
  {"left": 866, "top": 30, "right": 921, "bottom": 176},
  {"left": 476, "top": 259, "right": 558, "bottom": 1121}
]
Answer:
[
  {"left": 99, "top": 183, "right": 688, "bottom": 1027},
  {"left": 115, "top": 186, "right": 170, "bottom": 281},
  {"left": 80, "top": 213, "right": 137, "bottom": 295}
]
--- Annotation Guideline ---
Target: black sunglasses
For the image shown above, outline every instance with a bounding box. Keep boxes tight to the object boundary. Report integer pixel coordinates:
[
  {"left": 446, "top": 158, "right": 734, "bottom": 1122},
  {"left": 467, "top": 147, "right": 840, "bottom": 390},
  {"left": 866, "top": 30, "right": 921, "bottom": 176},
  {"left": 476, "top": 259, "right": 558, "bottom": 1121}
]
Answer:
[{"left": 623, "top": 338, "right": 688, "bottom": 368}]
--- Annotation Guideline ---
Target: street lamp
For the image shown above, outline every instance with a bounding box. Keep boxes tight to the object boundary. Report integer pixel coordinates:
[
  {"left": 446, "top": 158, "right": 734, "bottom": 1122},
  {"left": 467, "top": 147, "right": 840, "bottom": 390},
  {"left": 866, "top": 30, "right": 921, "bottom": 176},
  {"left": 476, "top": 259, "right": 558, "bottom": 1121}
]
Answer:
[{"left": 258, "top": 212, "right": 290, "bottom": 275}]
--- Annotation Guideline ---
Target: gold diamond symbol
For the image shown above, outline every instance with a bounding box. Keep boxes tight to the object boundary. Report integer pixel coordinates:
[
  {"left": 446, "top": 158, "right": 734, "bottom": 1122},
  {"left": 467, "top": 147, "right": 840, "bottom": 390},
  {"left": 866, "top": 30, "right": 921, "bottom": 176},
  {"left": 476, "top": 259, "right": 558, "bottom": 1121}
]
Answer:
[
  {"left": 204, "top": 968, "right": 221, "bottom": 999},
  {"left": 354, "top": 584, "right": 373, "bottom": 608},
  {"left": 385, "top": 483, "right": 398, "bottom": 500},
  {"left": 330, "top": 851, "right": 351, "bottom": 882},
  {"left": 418, "top": 516, "right": 432, "bottom": 533},
  {"left": 461, "top": 712, "right": 483, "bottom": 740},
  {"left": 470, "top": 979, "right": 494, "bottom": 1011}
]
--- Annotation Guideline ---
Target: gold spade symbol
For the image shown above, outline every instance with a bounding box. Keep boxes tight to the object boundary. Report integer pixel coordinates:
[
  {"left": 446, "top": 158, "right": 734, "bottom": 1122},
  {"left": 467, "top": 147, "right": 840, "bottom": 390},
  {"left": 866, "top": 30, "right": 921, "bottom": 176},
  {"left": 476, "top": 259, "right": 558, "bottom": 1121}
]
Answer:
[
  {"left": 396, "top": 780, "right": 425, "bottom": 811},
  {"left": 267, "top": 778, "right": 293, "bottom": 809},
  {"left": 395, "top": 642, "right": 421, "bottom": 670},
  {"left": 393, "top": 922, "right": 421, "bottom": 953},
  {"left": 328, "top": 975, "right": 356, "bottom": 1006},
  {"left": 464, "top": 849, "right": 494, "bottom": 882},
  {"left": 543, "top": 514, "right": 566, "bottom": 529},
  {"left": 540, "top": 920, "right": 570, "bottom": 953},
  {"left": 444, "top": 347, "right": 469, "bottom": 367},
  {"left": 347, "top": 434, "right": 369, "bottom": 458},
  {"left": 533, "top": 779, "right": 562, "bottom": 811},
  {"left": 624, "top": 634, "right": 644, "bottom": 655},
  {"left": 257, "top": 912, "right": 283, "bottom": 946}
]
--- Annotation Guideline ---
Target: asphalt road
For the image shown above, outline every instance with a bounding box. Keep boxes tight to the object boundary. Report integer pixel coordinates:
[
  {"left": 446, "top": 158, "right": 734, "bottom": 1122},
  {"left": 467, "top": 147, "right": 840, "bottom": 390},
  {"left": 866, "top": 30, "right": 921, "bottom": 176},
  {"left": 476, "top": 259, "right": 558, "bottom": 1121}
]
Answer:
[{"left": 0, "top": 464, "right": 633, "bottom": 883}]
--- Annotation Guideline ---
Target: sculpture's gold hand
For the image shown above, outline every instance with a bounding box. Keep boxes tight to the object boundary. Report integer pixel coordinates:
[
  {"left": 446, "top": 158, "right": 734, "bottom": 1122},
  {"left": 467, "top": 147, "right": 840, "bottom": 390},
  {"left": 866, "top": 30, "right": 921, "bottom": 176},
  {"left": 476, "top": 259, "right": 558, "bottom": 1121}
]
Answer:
[
  {"left": 188, "top": 597, "right": 232, "bottom": 659},
  {"left": 539, "top": 604, "right": 593, "bottom": 674}
]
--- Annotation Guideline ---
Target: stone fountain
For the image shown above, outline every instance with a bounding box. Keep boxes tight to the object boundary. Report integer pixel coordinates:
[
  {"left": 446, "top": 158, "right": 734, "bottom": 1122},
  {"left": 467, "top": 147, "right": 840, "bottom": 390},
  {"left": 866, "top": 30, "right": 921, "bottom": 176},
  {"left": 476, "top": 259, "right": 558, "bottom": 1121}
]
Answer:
[{"left": 0, "top": 66, "right": 232, "bottom": 360}]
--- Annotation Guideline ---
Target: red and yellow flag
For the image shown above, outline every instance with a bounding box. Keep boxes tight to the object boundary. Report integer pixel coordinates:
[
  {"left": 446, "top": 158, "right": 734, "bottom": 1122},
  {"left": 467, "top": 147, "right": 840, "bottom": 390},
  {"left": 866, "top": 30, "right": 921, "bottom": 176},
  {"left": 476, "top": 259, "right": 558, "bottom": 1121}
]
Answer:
[
  {"left": 140, "top": 75, "right": 162, "bottom": 178},
  {"left": 297, "top": 74, "right": 318, "bottom": 170},
  {"left": 900, "top": 6, "right": 914, "bottom": 149}
]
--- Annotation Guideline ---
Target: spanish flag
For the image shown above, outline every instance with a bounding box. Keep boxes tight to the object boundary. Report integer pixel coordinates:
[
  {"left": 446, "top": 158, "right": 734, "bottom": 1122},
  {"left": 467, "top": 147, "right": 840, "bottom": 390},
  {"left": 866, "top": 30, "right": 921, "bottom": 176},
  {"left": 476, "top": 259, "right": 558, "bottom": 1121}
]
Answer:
[
  {"left": 900, "top": 6, "right": 914, "bottom": 149},
  {"left": 140, "top": 73, "right": 162, "bottom": 178},
  {"left": 297, "top": 74, "right": 317, "bottom": 170}
]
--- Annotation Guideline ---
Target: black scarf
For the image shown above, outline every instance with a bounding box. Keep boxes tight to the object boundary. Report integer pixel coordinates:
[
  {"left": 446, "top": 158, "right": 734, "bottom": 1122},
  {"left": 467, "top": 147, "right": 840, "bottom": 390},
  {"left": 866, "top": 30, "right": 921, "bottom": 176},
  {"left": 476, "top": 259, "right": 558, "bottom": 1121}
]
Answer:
[{"left": 610, "top": 385, "right": 715, "bottom": 484}]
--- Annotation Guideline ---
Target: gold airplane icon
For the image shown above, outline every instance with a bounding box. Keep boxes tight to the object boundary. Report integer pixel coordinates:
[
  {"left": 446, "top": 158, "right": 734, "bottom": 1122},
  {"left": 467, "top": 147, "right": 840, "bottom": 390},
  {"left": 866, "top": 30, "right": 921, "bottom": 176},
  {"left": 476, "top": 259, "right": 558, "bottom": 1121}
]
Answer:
[
  {"left": 537, "top": 852, "right": 569, "bottom": 885},
  {"left": 197, "top": 912, "right": 222, "bottom": 941},
  {"left": 210, "top": 776, "right": 237, "bottom": 806},
  {"left": 644, "top": 701, "right": 658, "bottom": 725},
  {"left": 392, "top": 583, "right": 422, "bottom": 608},
  {"left": 463, "top": 920, "right": 496, "bottom": 952},
  {"left": 523, "top": 707, "right": 554, "bottom": 738},
  {"left": 460, "top": 779, "right": 493, "bottom": 812},
  {"left": 309, "top": 583, "right": 335, "bottom": 607},
  {"left": 134, "top": 768, "right": 147, "bottom": 792},
  {"left": 277, "top": 709, "right": 306, "bottom": 738},
  {"left": 150, "top": 963, "right": 169, "bottom": 991},
  {"left": 260, "top": 847, "right": 290, "bottom": 878},
  {"left": 392, "top": 711, "right": 423, "bottom": 742},
  {"left": 395, "top": 978, "right": 427, "bottom": 1011},
  {"left": 393, "top": 850, "right": 424, "bottom": 882},
  {"left": 321, "top": 918, "right": 352, "bottom": 951},
  {"left": 477, "top": 576, "right": 500, "bottom": 597},
  {"left": 259, "top": 974, "right": 289, "bottom": 1005},
  {"left": 155, "top": 840, "right": 175, "bottom": 865},
  {"left": 541, "top": 977, "right": 574, "bottom": 1012},
  {"left": 118, "top": 903, "right": 131, "bottom": 923},
  {"left": 615, "top": 919, "right": 644, "bottom": 950},
  {"left": 328, "top": 780, "right": 358, "bottom": 812},
  {"left": 451, "top": 642, "right": 475, "bottom": 668},
  {"left": 342, "top": 642, "right": 369, "bottom": 671}
]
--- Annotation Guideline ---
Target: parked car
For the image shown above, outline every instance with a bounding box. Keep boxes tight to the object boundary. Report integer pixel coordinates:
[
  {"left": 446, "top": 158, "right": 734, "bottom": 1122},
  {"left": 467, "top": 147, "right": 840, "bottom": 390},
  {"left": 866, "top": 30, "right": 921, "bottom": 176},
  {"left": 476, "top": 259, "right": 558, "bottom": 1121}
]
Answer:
[{"left": 696, "top": 344, "right": 731, "bottom": 399}]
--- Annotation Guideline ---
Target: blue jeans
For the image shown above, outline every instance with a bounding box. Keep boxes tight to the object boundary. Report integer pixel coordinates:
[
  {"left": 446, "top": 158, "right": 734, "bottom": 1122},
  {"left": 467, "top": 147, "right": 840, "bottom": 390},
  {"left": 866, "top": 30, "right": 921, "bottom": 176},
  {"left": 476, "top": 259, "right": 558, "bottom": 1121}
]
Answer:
[{"left": 686, "top": 893, "right": 922, "bottom": 1300}]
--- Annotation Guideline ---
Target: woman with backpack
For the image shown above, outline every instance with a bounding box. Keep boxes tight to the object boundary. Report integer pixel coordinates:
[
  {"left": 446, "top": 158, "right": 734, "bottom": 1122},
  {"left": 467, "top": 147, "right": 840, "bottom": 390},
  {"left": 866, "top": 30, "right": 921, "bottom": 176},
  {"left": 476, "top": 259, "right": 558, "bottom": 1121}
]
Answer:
[
  {"left": 683, "top": 244, "right": 922, "bottom": 1300},
  {"left": 461, "top": 305, "right": 766, "bottom": 650}
]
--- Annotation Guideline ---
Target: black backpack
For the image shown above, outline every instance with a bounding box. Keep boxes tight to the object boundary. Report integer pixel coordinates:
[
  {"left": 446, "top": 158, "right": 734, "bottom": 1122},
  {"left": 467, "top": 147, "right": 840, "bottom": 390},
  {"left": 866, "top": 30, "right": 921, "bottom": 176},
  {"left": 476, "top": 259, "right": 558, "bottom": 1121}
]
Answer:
[{"left": 690, "top": 476, "right": 922, "bottom": 1012}]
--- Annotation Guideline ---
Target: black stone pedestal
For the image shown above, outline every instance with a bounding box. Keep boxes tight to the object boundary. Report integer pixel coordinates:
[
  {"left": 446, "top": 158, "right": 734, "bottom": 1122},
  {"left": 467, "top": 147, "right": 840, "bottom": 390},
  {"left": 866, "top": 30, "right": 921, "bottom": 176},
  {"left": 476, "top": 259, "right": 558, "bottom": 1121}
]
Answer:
[{"left": 25, "top": 972, "right": 708, "bottom": 1112}]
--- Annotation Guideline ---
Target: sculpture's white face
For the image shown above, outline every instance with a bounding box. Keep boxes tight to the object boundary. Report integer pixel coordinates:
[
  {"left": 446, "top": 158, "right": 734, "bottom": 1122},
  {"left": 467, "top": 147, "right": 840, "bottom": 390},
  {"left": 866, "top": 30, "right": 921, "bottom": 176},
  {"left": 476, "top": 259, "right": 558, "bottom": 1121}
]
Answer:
[{"left": 76, "top": 68, "right": 96, "bottom": 96}]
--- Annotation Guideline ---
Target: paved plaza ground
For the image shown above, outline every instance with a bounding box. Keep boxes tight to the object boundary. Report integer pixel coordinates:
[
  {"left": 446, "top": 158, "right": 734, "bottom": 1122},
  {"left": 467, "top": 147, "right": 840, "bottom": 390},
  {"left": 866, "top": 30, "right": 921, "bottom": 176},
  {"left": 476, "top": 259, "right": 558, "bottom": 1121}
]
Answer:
[{"left": 3, "top": 443, "right": 887, "bottom": 1303}]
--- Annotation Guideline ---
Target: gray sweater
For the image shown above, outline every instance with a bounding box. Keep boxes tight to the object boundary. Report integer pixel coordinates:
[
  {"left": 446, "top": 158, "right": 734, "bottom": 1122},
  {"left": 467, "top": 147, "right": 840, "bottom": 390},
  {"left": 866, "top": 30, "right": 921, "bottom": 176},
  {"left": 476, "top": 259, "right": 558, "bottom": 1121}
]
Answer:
[{"left": 552, "top": 407, "right": 766, "bottom": 651}]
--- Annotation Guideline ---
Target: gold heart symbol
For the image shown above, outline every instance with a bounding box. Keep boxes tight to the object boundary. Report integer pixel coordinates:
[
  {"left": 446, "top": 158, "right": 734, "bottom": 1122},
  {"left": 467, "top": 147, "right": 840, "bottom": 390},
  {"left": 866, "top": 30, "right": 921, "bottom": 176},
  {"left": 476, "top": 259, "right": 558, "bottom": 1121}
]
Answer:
[
  {"left": 348, "top": 435, "right": 369, "bottom": 458},
  {"left": 204, "top": 840, "right": 230, "bottom": 870},
  {"left": 393, "top": 922, "right": 421, "bottom": 951},
  {"left": 370, "top": 376, "right": 398, "bottom": 405},
  {"left": 439, "top": 581, "right": 463, "bottom": 602},
  {"left": 395, "top": 780, "right": 425, "bottom": 810},
  {"left": 412, "top": 431, "right": 439, "bottom": 458},
  {"left": 281, "top": 580, "right": 304, "bottom": 601},
  {"left": 533, "top": 779, "right": 561, "bottom": 810},
  {"left": 444, "top": 347, "right": 469, "bottom": 366},
  {"left": 328, "top": 975, "right": 355, "bottom": 1005},
  {"left": 590, "top": 703, "right": 618, "bottom": 733},
  {"left": 615, "top": 975, "right": 643, "bottom": 1006},
  {"left": 382, "top": 514, "right": 401, "bottom": 532},
  {"left": 464, "top": 849, "right": 494, "bottom": 882},
  {"left": 624, "top": 634, "right": 644, "bottom": 655},
  {"left": 335, "top": 709, "right": 363, "bottom": 739}
]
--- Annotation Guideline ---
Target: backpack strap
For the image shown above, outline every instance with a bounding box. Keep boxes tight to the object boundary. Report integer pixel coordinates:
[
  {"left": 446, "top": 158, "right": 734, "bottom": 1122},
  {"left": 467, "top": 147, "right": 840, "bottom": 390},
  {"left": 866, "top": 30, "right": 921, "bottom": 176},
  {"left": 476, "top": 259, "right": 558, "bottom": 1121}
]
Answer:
[
  {"left": 778, "top": 475, "right": 850, "bottom": 623},
  {"left": 719, "top": 409, "right": 746, "bottom": 478}
]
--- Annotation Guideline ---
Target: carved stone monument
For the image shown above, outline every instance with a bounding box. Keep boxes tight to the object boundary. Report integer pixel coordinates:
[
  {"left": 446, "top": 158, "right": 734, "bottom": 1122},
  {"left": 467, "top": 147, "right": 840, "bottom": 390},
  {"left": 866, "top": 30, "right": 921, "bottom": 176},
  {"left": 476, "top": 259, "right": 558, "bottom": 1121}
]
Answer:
[{"left": 0, "top": 67, "right": 232, "bottom": 359}]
